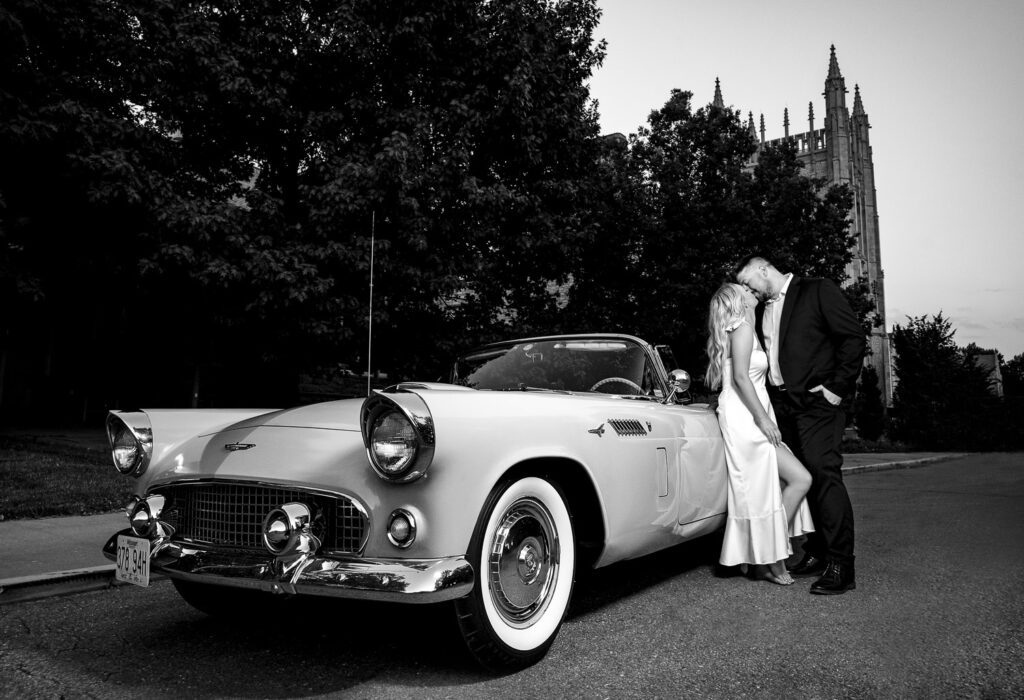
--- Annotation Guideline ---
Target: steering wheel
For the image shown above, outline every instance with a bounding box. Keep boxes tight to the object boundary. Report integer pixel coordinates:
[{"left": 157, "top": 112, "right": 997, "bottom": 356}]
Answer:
[{"left": 589, "top": 377, "right": 644, "bottom": 395}]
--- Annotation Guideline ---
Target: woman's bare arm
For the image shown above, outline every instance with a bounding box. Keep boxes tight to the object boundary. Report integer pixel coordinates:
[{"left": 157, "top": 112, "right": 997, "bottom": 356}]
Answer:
[{"left": 729, "top": 322, "right": 782, "bottom": 446}]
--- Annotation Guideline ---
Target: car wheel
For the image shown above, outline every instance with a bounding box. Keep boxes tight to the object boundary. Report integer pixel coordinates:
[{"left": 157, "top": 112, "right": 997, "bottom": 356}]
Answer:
[
  {"left": 455, "top": 476, "right": 576, "bottom": 672},
  {"left": 171, "top": 579, "right": 290, "bottom": 619}
]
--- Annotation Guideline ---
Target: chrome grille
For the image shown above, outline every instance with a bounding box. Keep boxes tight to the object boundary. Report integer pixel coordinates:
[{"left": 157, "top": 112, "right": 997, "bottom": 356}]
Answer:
[
  {"left": 608, "top": 419, "right": 647, "bottom": 436},
  {"left": 153, "top": 482, "right": 367, "bottom": 553}
]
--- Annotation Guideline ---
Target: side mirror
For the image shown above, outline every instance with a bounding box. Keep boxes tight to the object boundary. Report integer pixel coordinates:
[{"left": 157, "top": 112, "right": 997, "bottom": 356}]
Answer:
[{"left": 665, "top": 369, "right": 692, "bottom": 404}]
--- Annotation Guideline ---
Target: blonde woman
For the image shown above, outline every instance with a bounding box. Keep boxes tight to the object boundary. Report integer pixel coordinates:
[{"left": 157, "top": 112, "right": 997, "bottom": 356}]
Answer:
[{"left": 707, "top": 283, "right": 814, "bottom": 585}]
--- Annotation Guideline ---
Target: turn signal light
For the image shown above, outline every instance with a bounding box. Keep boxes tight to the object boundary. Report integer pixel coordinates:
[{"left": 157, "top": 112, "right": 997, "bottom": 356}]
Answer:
[{"left": 387, "top": 509, "right": 417, "bottom": 549}]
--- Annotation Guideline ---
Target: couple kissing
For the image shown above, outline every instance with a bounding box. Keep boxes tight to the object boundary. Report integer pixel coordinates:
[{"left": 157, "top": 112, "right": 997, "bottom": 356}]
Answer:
[{"left": 706, "top": 255, "right": 864, "bottom": 594}]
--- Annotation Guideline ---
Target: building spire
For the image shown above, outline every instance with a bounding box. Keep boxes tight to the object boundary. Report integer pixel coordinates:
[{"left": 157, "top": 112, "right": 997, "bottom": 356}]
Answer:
[
  {"left": 783, "top": 107, "right": 790, "bottom": 137},
  {"left": 853, "top": 84, "right": 865, "bottom": 116},
  {"left": 759, "top": 113, "right": 766, "bottom": 144},
  {"left": 808, "top": 101, "right": 815, "bottom": 132},
  {"left": 827, "top": 44, "right": 842, "bottom": 79},
  {"left": 823, "top": 44, "right": 848, "bottom": 112},
  {"left": 713, "top": 77, "right": 724, "bottom": 109},
  {"left": 748, "top": 111, "right": 757, "bottom": 139}
]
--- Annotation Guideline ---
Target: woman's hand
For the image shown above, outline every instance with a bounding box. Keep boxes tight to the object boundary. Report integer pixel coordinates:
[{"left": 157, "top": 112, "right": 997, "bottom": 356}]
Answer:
[{"left": 755, "top": 415, "right": 782, "bottom": 446}]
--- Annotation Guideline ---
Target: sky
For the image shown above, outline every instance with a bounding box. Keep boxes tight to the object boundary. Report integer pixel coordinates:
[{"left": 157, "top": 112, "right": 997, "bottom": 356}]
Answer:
[{"left": 587, "top": 0, "right": 1024, "bottom": 360}]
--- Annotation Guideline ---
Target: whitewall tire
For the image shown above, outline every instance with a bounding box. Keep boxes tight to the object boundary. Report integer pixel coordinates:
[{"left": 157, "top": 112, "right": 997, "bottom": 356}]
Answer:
[{"left": 455, "top": 476, "right": 576, "bottom": 671}]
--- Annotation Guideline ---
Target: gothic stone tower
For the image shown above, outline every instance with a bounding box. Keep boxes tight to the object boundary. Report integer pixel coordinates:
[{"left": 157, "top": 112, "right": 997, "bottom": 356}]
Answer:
[{"left": 729, "top": 46, "right": 892, "bottom": 406}]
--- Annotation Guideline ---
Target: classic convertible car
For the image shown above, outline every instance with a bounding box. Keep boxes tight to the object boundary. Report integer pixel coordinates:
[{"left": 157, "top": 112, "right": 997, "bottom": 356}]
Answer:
[{"left": 103, "top": 334, "right": 727, "bottom": 670}]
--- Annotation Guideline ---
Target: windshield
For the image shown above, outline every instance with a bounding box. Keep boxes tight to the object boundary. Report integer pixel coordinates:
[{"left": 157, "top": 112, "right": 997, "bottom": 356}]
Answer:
[{"left": 452, "top": 338, "right": 661, "bottom": 397}]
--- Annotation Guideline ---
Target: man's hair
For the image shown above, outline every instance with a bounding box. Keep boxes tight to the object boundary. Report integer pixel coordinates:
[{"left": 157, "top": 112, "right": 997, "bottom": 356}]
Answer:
[{"left": 733, "top": 254, "right": 773, "bottom": 278}]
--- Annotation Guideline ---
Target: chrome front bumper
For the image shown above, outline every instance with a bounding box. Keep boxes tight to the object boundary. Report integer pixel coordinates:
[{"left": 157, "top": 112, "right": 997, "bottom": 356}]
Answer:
[{"left": 102, "top": 530, "right": 474, "bottom": 603}]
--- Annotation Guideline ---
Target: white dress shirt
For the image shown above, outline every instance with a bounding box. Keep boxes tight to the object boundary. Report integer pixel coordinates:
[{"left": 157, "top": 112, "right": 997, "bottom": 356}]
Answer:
[{"left": 763, "top": 273, "right": 793, "bottom": 387}]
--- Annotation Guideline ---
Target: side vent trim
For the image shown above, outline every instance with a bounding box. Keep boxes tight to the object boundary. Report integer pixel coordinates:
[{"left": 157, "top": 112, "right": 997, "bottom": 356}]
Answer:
[{"left": 607, "top": 419, "right": 647, "bottom": 437}]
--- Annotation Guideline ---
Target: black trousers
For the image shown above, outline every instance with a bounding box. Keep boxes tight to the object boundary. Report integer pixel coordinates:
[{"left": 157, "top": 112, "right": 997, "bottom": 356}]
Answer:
[{"left": 770, "top": 390, "right": 855, "bottom": 564}]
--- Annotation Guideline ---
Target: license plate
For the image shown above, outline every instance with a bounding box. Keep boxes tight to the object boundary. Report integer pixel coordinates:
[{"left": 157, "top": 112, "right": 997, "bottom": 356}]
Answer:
[{"left": 115, "top": 534, "right": 151, "bottom": 587}]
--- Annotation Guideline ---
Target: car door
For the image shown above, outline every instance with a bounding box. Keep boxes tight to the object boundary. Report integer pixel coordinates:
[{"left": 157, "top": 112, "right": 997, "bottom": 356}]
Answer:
[{"left": 663, "top": 401, "right": 728, "bottom": 533}]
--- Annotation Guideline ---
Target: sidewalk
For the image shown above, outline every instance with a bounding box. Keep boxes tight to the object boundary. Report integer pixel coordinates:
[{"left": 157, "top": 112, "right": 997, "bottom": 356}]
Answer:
[
  {"left": 0, "top": 511, "right": 128, "bottom": 604},
  {"left": 837, "top": 452, "right": 966, "bottom": 474},
  {"left": 0, "top": 452, "right": 967, "bottom": 604}
]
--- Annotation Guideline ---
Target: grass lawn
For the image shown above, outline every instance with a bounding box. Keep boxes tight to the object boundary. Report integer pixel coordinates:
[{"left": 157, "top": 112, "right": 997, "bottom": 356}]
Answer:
[
  {"left": 840, "top": 434, "right": 914, "bottom": 453},
  {"left": 0, "top": 431, "right": 133, "bottom": 521}
]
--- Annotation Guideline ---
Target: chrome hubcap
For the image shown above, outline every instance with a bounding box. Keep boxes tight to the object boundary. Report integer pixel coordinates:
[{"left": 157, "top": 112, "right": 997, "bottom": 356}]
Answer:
[{"left": 488, "top": 497, "right": 559, "bottom": 627}]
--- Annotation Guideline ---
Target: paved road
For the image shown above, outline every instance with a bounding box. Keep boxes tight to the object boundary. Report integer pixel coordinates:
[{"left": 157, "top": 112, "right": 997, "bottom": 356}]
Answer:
[{"left": 1, "top": 453, "right": 1021, "bottom": 698}]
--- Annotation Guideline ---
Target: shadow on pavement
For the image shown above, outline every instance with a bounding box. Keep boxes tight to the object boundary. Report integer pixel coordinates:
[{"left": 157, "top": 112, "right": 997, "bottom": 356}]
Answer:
[{"left": 1, "top": 533, "right": 729, "bottom": 695}]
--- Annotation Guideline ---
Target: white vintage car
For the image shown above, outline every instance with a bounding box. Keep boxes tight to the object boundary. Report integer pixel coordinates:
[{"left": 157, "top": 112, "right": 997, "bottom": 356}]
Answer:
[{"left": 103, "top": 334, "right": 727, "bottom": 670}]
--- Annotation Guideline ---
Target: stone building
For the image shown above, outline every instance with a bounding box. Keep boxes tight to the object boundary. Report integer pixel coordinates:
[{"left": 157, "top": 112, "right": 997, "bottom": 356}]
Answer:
[
  {"left": 718, "top": 45, "right": 892, "bottom": 405},
  {"left": 971, "top": 350, "right": 1004, "bottom": 397}
]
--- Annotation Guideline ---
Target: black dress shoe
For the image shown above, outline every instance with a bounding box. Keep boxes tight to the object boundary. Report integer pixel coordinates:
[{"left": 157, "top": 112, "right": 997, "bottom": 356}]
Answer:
[
  {"left": 810, "top": 560, "right": 856, "bottom": 595},
  {"left": 787, "top": 552, "right": 826, "bottom": 577}
]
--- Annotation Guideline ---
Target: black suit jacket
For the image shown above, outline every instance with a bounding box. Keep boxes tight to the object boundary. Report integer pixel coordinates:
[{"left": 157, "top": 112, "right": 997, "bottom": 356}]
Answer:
[{"left": 755, "top": 276, "right": 865, "bottom": 408}]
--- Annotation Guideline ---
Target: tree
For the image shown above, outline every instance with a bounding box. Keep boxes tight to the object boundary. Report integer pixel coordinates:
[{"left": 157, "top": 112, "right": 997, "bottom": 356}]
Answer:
[
  {"left": 853, "top": 365, "right": 885, "bottom": 441},
  {"left": 623, "top": 90, "right": 759, "bottom": 366},
  {"left": 1, "top": 0, "right": 171, "bottom": 419},
  {"left": 557, "top": 132, "right": 654, "bottom": 338},
  {"left": 564, "top": 93, "right": 862, "bottom": 374},
  {"left": 128, "top": 0, "right": 607, "bottom": 384},
  {"left": 1, "top": 0, "right": 878, "bottom": 420},
  {"left": 890, "top": 313, "right": 994, "bottom": 449},
  {"left": 1, "top": 0, "right": 608, "bottom": 414},
  {"left": 1002, "top": 353, "right": 1024, "bottom": 397},
  {"left": 746, "top": 143, "right": 878, "bottom": 333},
  {"left": 998, "top": 352, "right": 1024, "bottom": 450}
]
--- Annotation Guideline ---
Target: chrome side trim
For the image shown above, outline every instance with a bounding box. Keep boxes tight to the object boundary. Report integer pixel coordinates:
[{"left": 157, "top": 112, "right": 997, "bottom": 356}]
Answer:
[{"left": 102, "top": 530, "right": 473, "bottom": 604}]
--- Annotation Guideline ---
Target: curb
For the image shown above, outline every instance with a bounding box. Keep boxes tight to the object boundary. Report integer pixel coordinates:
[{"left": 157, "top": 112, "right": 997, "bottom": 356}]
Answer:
[
  {"left": 0, "top": 565, "right": 123, "bottom": 606},
  {"left": 841, "top": 453, "right": 969, "bottom": 475},
  {"left": 0, "top": 566, "right": 168, "bottom": 605}
]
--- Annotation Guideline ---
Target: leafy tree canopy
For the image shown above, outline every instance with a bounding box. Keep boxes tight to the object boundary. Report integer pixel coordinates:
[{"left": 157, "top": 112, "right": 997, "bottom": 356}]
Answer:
[
  {"left": 853, "top": 364, "right": 885, "bottom": 441},
  {"left": 890, "top": 313, "right": 995, "bottom": 448},
  {"left": 123, "top": 0, "right": 607, "bottom": 377},
  {"left": 1, "top": 0, "right": 876, "bottom": 418},
  {"left": 1002, "top": 353, "right": 1024, "bottom": 397},
  {"left": 562, "top": 92, "right": 862, "bottom": 373},
  {"left": 1, "top": 0, "right": 607, "bottom": 410}
]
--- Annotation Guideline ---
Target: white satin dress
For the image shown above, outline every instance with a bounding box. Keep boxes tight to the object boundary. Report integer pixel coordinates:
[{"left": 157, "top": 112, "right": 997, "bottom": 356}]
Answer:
[{"left": 717, "top": 319, "right": 814, "bottom": 566}]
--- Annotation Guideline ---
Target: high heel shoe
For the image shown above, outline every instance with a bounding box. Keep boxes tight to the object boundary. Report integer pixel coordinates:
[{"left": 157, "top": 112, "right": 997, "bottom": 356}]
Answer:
[
  {"left": 753, "top": 564, "right": 794, "bottom": 585},
  {"left": 762, "top": 570, "right": 795, "bottom": 585}
]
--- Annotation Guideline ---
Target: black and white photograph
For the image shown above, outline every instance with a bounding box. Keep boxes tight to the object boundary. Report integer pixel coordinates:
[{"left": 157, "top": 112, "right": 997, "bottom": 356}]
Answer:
[{"left": 1, "top": 0, "right": 1022, "bottom": 697}]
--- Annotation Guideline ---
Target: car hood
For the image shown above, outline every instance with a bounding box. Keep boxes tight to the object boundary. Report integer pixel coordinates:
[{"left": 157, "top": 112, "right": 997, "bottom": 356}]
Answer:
[
  {"left": 216, "top": 399, "right": 364, "bottom": 433},
  {"left": 141, "top": 399, "right": 369, "bottom": 494}
]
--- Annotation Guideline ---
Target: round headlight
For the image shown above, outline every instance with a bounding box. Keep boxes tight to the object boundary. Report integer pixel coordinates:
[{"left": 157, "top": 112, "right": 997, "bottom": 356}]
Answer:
[
  {"left": 370, "top": 411, "right": 419, "bottom": 476},
  {"left": 106, "top": 412, "right": 153, "bottom": 477},
  {"left": 360, "top": 392, "right": 435, "bottom": 483},
  {"left": 111, "top": 424, "right": 141, "bottom": 474}
]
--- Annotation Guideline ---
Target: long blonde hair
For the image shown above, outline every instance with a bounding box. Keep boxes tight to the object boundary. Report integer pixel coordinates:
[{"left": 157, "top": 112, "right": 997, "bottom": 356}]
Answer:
[{"left": 705, "top": 283, "right": 747, "bottom": 390}]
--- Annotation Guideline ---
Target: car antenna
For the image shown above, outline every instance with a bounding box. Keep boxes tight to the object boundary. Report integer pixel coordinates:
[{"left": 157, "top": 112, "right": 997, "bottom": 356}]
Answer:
[{"left": 366, "top": 210, "right": 375, "bottom": 397}]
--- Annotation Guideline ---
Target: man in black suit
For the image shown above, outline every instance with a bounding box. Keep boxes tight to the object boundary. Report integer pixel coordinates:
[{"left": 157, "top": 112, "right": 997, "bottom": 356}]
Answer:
[{"left": 735, "top": 255, "right": 865, "bottom": 594}]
